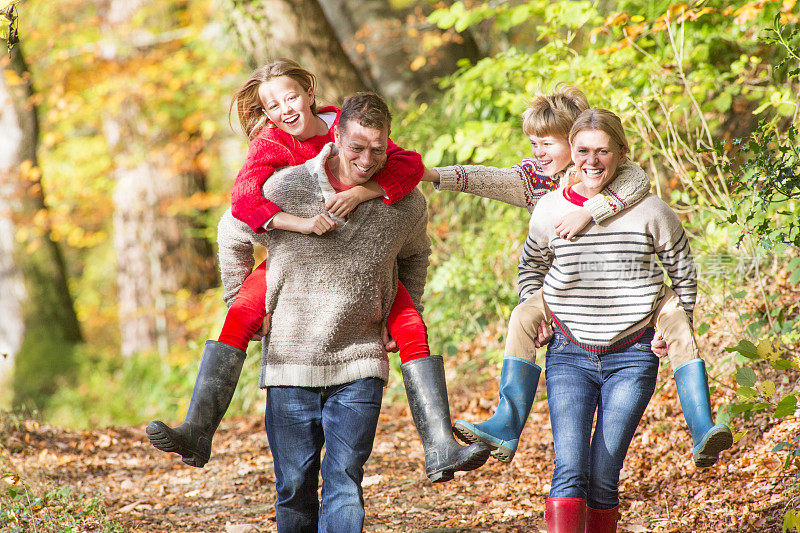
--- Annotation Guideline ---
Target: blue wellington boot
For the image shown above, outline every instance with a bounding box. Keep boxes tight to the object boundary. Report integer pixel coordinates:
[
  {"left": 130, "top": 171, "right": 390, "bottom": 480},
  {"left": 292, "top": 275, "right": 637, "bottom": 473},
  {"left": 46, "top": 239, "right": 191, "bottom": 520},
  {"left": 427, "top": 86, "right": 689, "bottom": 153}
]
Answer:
[
  {"left": 674, "top": 358, "right": 733, "bottom": 468},
  {"left": 453, "top": 356, "right": 541, "bottom": 462}
]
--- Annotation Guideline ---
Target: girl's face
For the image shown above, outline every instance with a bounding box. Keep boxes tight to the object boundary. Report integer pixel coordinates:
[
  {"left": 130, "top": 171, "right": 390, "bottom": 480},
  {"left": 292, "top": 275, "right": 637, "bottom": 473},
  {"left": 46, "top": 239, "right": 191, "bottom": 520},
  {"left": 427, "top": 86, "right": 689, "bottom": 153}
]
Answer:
[
  {"left": 571, "top": 129, "right": 626, "bottom": 196},
  {"left": 259, "top": 76, "right": 317, "bottom": 141},
  {"left": 529, "top": 134, "right": 572, "bottom": 177}
]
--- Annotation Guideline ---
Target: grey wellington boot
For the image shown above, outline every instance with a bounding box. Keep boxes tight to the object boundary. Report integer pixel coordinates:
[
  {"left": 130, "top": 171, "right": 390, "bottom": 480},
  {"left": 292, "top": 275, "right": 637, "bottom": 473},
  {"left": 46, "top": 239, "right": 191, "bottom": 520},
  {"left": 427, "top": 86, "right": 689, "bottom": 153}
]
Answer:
[
  {"left": 146, "top": 340, "right": 246, "bottom": 467},
  {"left": 401, "top": 355, "right": 492, "bottom": 483}
]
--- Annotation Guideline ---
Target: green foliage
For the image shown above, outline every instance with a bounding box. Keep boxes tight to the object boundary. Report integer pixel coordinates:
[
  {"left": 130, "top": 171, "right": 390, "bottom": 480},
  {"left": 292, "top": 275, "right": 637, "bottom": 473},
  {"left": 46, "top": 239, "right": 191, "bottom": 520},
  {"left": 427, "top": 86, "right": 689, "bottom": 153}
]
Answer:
[
  {"left": 718, "top": 15, "right": 799, "bottom": 249},
  {"left": 42, "top": 334, "right": 263, "bottom": 430},
  {"left": 785, "top": 507, "right": 800, "bottom": 533},
  {"left": 423, "top": 197, "right": 527, "bottom": 351},
  {"left": 406, "top": 3, "right": 800, "bottom": 523},
  {"left": 424, "top": 0, "right": 797, "bottom": 219},
  {"left": 12, "top": 327, "right": 77, "bottom": 413},
  {"left": 0, "top": 1, "right": 20, "bottom": 51},
  {"left": 708, "top": 20, "right": 800, "bottom": 499},
  {"left": 392, "top": 92, "right": 528, "bottom": 379},
  {"left": 724, "top": 122, "right": 799, "bottom": 248},
  {"left": 0, "top": 475, "right": 121, "bottom": 533},
  {"left": 407, "top": 0, "right": 799, "bottom": 348}
]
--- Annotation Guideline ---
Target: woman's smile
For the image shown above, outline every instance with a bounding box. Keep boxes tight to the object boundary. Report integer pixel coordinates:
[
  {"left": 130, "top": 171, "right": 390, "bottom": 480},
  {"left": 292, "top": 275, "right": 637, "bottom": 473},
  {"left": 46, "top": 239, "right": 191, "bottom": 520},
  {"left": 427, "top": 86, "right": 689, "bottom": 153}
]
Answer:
[{"left": 571, "top": 129, "right": 626, "bottom": 197}]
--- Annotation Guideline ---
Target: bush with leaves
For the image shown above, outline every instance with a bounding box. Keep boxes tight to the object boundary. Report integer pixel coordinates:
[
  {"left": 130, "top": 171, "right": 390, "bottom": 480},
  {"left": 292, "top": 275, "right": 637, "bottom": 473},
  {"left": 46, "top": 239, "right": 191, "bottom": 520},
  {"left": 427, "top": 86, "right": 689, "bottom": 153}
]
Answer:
[{"left": 393, "top": 0, "right": 800, "bottom": 526}]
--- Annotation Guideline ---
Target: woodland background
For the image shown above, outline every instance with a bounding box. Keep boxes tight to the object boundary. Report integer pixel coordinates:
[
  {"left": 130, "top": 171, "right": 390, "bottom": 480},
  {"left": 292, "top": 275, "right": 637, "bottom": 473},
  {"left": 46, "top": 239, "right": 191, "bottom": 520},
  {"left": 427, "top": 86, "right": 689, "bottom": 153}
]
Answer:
[{"left": 0, "top": 0, "right": 799, "bottom": 531}]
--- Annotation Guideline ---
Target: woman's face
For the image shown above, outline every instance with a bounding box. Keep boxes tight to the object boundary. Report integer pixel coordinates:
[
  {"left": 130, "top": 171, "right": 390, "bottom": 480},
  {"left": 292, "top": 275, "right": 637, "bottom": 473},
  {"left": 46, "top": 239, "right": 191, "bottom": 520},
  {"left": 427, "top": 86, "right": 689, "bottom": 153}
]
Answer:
[
  {"left": 570, "top": 129, "right": 626, "bottom": 196},
  {"left": 529, "top": 134, "right": 572, "bottom": 177},
  {"left": 259, "top": 76, "right": 317, "bottom": 141}
]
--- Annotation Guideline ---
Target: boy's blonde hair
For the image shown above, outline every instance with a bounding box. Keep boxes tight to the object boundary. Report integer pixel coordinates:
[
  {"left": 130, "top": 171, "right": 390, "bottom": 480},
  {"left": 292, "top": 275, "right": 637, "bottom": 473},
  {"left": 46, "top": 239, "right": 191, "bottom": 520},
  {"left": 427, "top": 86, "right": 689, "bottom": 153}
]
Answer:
[
  {"left": 569, "top": 108, "right": 630, "bottom": 153},
  {"left": 521, "top": 85, "right": 589, "bottom": 138}
]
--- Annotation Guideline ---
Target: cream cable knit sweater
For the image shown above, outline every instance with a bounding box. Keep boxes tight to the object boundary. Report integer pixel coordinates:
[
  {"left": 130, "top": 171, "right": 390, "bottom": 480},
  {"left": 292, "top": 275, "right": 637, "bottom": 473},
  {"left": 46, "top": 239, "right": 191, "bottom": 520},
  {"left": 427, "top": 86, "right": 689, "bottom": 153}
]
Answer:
[{"left": 217, "top": 144, "right": 431, "bottom": 388}]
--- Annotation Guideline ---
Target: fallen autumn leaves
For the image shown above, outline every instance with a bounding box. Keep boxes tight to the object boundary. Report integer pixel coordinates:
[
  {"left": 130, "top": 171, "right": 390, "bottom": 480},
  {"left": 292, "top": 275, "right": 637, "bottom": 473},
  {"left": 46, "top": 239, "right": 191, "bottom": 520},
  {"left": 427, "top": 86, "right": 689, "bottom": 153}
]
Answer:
[{"left": 2, "top": 363, "right": 797, "bottom": 532}]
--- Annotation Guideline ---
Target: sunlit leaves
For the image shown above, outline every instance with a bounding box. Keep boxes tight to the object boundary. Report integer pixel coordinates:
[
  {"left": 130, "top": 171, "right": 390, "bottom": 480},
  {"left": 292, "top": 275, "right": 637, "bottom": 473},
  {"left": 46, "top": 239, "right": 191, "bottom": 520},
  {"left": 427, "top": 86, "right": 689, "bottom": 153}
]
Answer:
[
  {"left": 760, "top": 379, "right": 776, "bottom": 398},
  {"left": 409, "top": 55, "right": 426, "bottom": 72},
  {"left": 736, "top": 366, "right": 757, "bottom": 387},
  {"left": 1, "top": 0, "right": 20, "bottom": 50},
  {"left": 3, "top": 66, "right": 23, "bottom": 85},
  {"left": 430, "top": 2, "right": 504, "bottom": 33},
  {"left": 733, "top": 429, "right": 749, "bottom": 443},
  {"left": 16, "top": 0, "right": 244, "bottom": 356},
  {"left": 727, "top": 339, "right": 760, "bottom": 358},
  {"left": 784, "top": 509, "right": 800, "bottom": 533},
  {"left": 604, "top": 12, "right": 630, "bottom": 26},
  {"left": 774, "top": 394, "right": 797, "bottom": 417}
]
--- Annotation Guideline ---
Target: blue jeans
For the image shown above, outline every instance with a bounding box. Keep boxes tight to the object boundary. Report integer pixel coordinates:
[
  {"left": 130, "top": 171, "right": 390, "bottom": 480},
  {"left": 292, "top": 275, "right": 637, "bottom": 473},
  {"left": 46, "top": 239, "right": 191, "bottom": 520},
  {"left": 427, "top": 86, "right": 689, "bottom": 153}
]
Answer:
[
  {"left": 546, "top": 330, "right": 659, "bottom": 509},
  {"left": 264, "top": 377, "right": 384, "bottom": 533}
]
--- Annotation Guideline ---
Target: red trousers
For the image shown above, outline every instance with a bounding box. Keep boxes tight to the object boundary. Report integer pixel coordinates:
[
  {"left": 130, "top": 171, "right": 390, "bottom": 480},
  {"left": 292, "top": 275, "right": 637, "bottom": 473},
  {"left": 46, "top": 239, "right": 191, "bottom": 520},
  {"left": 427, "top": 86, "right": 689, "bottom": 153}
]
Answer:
[{"left": 218, "top": 260, "right": 430, "bottom": 363}]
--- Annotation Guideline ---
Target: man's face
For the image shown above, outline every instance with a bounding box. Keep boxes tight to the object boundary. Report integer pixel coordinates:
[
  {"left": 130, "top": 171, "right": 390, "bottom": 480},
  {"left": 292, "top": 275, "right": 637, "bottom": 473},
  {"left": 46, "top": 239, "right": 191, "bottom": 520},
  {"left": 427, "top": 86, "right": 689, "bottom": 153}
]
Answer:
[{"left": 334, "top": 122, "right": 389, "bottom": 186}]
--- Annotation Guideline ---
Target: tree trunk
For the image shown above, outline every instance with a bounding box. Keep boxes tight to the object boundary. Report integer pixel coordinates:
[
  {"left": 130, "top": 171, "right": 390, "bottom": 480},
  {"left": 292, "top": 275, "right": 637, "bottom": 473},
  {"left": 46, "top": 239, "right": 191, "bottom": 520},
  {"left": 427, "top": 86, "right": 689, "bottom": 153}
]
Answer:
[
  {"left": 100, "top": 2, "right": 218, "bottom": 357},
  {"left": 223, "top": 0, "right": 369, "bottom": 104},
  {"left": 317, "top": 0, "right": 483, "bottom": 102},
  {"left": 0, "top": 41, "right": 83, "bottom": 406}
]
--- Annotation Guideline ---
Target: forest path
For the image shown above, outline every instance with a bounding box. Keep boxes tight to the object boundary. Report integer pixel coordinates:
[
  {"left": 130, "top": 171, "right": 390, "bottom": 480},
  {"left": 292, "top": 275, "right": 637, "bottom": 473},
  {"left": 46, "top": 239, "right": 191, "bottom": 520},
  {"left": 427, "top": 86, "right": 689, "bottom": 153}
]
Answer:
[{"left": 4, "top": 368, "right": 794, "bottom": 532}]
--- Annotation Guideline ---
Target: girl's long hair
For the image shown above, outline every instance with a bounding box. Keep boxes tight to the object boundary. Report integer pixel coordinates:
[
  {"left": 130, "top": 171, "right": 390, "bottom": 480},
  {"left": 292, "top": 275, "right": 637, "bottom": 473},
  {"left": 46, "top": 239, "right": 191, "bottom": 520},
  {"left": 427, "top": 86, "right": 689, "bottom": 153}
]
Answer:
[{"left": 230, "top": 59, "right": 318, "bottom": 141}]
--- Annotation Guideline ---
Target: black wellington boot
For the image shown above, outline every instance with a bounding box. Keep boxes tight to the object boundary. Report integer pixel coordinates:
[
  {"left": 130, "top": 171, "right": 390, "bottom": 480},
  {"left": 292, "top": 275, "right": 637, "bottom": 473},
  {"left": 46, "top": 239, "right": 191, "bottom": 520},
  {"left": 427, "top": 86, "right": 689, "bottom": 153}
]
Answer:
[
  {"left": 401, "top": 355, "right": 492, "bottom": 482},
  {"left": 146, "top": 340, "right": 246, "bottom": 467}
]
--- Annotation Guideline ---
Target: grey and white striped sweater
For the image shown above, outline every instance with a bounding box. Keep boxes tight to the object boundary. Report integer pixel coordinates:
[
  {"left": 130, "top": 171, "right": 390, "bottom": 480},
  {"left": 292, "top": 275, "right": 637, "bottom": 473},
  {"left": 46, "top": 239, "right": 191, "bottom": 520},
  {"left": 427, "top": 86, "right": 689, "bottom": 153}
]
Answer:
[{"left": 519, "top": 190, "right": 696, "bottom": 352}]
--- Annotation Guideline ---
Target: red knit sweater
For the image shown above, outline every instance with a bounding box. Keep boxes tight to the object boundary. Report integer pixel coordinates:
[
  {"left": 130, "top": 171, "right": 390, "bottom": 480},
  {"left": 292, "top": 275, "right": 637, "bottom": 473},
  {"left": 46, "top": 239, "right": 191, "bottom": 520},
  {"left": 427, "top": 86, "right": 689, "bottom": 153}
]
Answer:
[{"left": 231, "top": 106, "right": 424, "bottom": 233}]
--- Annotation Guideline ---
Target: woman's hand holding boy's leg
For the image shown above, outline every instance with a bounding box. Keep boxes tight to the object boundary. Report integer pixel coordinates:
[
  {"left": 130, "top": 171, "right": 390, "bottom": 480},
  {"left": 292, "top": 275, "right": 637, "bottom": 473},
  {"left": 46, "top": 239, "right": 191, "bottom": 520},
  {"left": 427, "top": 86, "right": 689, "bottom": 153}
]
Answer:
[
  {"left": 534, "top": 320, "right": 553, "bottom": 348},
  {"left": 651, "top": 332, "right": 668, "bottom": 358}
]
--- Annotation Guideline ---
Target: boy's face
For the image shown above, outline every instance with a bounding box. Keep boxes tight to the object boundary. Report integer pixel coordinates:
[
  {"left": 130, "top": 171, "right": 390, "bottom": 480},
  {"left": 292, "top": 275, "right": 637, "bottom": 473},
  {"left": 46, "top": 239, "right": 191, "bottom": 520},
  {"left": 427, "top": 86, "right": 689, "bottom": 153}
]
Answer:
[{"left": 529, "top": 134, "right": 572, "bottom": 177}]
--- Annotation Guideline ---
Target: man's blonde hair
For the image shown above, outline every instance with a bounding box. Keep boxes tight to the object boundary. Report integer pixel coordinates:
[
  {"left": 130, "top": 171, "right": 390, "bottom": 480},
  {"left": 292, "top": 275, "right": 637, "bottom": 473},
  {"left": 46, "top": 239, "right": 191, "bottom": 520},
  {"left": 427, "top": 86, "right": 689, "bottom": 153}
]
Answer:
[{"left": 521, "top": 85, "right": 589, "bottom": 138}]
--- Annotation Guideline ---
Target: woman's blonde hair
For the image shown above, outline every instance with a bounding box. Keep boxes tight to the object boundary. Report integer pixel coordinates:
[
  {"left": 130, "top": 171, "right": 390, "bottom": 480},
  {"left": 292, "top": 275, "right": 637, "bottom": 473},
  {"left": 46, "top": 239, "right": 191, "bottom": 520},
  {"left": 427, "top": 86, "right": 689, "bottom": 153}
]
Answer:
[
  {"left": 568, "top": 108, "right": 629, "bottom": 153},
  {"left": 230, "top": 59, "right": 318, "bottom": 141},
  {"left": 521, "top": 85, "right": 589, "bottom": 138}
]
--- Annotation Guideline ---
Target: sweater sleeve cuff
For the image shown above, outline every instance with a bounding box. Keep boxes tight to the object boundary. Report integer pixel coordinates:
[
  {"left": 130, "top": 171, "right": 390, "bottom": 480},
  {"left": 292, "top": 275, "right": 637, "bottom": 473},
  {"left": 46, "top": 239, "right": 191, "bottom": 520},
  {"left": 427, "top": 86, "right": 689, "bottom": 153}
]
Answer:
[
  {"left": 232, "top": 200, "right": 283, "bottom": 235},
  {"left": 261, "top": 213, "right": 279, "bottom": 232},
  {"left": 375, "top": 174, "right": 413, "bottom": 204},
  {"left": 583, "top": 193, "right": 618, "bottom": 222},
  {"left": 432, "top": 166, "right": 463, "bottom": 192}
]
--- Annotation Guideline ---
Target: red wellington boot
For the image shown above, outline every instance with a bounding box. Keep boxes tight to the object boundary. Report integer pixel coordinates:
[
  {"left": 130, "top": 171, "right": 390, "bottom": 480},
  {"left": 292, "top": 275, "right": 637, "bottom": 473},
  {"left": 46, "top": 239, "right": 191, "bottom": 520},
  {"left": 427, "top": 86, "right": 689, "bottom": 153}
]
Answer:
[
  {"left": 585, "top": 505, "right": 620, "bottom": 533},
  {"left": 545, "top": 497, "right": 586, "bottom": 533}
]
